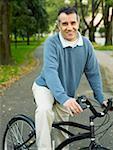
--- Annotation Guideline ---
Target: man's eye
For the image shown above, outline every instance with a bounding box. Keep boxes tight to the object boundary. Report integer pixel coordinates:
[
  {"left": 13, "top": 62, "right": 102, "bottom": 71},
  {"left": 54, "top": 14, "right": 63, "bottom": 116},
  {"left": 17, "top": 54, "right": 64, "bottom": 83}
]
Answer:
[
  {"left": 71, "top": 22, "right": 76, "bottom": 25},
  {"left": 62, "top": 22, "right": 68, "bottom": 26}
]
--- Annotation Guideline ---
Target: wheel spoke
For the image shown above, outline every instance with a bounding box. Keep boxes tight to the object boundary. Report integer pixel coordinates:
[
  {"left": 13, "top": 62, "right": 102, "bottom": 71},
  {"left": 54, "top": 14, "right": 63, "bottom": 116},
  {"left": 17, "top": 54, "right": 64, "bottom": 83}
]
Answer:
[
  {"left": 3, "top": 117, "right": 36, "bottom": 150},
  {"left": 8, "top": 123, "right": 24, "bottom": 146}
]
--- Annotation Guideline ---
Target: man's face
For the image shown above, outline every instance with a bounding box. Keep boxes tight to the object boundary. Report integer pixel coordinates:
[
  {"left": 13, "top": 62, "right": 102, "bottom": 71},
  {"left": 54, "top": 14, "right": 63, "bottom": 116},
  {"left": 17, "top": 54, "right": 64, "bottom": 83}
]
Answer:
[{"left": 58, "top": 12, "right": 79, "bottom": 42}]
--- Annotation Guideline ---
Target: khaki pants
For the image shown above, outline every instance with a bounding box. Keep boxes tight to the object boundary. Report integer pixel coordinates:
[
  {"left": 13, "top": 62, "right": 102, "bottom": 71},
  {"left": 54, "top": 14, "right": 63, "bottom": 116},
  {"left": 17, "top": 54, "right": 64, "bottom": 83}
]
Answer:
[{"left": 32, "top": 82, "right": 70, "bottom": 150}]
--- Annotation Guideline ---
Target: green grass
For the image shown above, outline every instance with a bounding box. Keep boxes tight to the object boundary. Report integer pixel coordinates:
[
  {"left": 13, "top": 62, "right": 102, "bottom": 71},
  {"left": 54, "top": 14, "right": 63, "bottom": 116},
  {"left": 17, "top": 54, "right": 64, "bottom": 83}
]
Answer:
[
  {"left": 0, "top": 37, "right": 46, "bottom": 85},
  {"left": 11, "top": 42, "right": 39, "bottom": 65},
  {"left": 11, "top": 37, "right": 46, "bottom": 64},
  {"left": 93, "top": 43, "right": 113, "bottom": 51},
  {"left": 0, "top": 65, "right": 20, "bottom": 83}
]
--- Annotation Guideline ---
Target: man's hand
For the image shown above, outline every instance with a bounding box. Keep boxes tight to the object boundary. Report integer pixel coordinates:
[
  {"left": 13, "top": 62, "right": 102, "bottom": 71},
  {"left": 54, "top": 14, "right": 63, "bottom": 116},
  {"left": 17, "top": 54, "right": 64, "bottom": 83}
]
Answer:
[
  {"left": 102, "top": 100, "right": 108, "bottom": 107},
  {"left": 102, "top": 99, "right": 113, "bottom": 111},
  {"left": 63, "top": 98, "right": 83, "bottom": 116}
]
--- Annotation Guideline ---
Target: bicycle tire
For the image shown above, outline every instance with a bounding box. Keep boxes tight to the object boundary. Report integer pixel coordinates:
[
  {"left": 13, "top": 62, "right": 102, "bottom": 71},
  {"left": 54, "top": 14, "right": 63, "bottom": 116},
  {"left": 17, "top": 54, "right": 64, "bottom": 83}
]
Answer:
[
  {"left": 79, "top": 148, "right": 109, "bottom": 150},
  {"left": 79, "top": 146, "right": 110, "bottom": 150},
  {"left": 2, "top": 114, "right": 36, "bottom": 150}
]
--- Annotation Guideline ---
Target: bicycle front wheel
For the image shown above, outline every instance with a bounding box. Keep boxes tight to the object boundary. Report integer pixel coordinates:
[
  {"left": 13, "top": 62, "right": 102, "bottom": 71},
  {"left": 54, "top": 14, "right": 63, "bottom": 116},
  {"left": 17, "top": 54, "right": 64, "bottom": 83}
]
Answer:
[
  {"left": 2, "top": 114, "right": 36, "bottom": 150},
  {"left": 79, "top": 145, "right": 110, "bottom": 150}
]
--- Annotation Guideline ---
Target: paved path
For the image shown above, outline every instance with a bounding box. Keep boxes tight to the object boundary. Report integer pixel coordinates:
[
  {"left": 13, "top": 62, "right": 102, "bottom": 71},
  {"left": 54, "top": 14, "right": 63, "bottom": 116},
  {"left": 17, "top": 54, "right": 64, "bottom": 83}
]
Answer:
[
  {"left": 95, "top": 50, "right": 113, "bottom": 94},
  {"left": 0, "top": 44, "right": 43, "bottom": 149},
  {"left": 0, "top": 45, "right": 113, "bottom": 149}
]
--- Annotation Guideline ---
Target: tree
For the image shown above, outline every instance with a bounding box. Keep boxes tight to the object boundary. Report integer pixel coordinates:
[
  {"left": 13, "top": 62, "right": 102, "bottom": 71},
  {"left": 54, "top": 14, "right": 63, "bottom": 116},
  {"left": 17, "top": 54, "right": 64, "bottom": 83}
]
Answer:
[
  {"left": 0, "top": 1, "right": 2, "bottom": 52},
  {"left": 74, "top": 0, "right": 113, "bottom": 45},
  {"left": 0, "top": 0, "right": 11, "bottom": 65},
  {"left": 102, "top": 0, "right": 113, "bottom": 45},
  {"left": 11, "top": 0, "right": 48, "bottom": 45},
  {"left": 79, "top": 0, "right": 103, "bottom": 42},
  {"left": 0, "top": 0, "right": 49, "bottom": 65},
  {"left": 29, "top": 0, "right": 49, "bottom": 36},
  {"left": 11, "top": 0, "right": 36, "bottom": 45}
]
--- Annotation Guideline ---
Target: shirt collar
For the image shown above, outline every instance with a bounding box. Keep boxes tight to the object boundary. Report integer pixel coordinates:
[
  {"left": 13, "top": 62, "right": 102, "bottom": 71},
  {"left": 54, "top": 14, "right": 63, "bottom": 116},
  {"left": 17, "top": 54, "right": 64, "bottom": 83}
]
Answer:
[{"left": 59, "top": 31, "right": 83, "bottom": 48}]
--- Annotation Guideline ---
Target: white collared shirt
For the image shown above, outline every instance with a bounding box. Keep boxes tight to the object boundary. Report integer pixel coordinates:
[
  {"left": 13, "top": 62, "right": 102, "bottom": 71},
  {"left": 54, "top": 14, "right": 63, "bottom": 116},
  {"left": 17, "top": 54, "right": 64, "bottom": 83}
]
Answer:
[{"left": 59, "top": 31, "right": 83, "bottom": 48}]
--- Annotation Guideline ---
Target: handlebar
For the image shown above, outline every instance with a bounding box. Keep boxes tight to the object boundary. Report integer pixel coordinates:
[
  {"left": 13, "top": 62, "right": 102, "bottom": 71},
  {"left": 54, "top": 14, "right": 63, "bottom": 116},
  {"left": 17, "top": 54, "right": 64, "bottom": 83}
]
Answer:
[{"left": 76, "top": 96, "right": 113, "bottom": 119}]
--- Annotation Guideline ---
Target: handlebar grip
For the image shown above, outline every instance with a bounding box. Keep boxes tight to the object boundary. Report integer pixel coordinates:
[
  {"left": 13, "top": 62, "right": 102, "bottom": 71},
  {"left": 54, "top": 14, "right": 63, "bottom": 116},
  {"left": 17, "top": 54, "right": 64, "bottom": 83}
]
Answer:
[
  {"left": 103, "top": 98, "right": 113, "bottom": 114},
  {"left": 77, "top": 96, "right": 113, "bottom": 118},
  {"left": 76, "top": 96, "right": 87, "bottom": 110}
]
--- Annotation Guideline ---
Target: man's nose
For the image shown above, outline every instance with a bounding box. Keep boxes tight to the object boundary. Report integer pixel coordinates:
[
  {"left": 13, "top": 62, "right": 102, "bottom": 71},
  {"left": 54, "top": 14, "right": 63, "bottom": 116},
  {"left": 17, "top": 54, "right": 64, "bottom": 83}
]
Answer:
[{"left": 67, "top": 23, "right": 73, "bottom": 30}]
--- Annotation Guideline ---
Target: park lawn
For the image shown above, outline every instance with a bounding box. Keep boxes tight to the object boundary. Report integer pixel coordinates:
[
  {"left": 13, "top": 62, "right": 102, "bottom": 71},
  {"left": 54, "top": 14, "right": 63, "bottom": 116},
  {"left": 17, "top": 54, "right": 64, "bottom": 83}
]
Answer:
[
  {"left": 11, "top": 42, "right": 38, "bottom": 65},
  {"left": 0, "top": 37, "right": 46, "bottom": 88},
  {"left": 93, "top": 43, "right": 113, "bottom": 51}
]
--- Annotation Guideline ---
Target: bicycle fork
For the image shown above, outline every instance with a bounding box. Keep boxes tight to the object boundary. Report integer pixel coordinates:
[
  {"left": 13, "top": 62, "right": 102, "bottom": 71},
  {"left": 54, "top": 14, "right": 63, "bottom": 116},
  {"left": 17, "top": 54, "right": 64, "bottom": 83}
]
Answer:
[{"left": 89, "top": 116, "right": 96, "bottom": 150}]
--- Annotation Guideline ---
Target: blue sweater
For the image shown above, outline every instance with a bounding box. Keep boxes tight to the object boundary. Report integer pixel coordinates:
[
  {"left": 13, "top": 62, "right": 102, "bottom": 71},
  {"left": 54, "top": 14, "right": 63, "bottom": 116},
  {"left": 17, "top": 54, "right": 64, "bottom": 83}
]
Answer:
[{"left": 35, "top": 33, "right": 104, "bottom": 104}]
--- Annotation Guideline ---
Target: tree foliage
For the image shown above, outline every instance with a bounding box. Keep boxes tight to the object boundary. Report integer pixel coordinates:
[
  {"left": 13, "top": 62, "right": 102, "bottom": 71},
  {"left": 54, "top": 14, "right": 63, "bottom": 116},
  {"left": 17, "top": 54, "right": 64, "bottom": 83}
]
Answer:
[
  {"left": 0, "top": 0, "right": 49, "bottom": 65},
  {"left": 11, "top": 0, "right": 48, "bottom": 45}
]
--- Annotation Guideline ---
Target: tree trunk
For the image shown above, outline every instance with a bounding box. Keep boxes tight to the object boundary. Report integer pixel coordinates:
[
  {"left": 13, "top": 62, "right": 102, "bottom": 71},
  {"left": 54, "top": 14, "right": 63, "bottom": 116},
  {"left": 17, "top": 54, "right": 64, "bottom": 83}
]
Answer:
[
  {"left": 14, "top": 29, "right": 17, "bottom": 48},
  {"left": 102, "top": 1, "right": 113, "bottom": 45},
  {"left": 79, "top": 0, "right": 102, "bottom": 42},
  {"left": 89, "top": 26, "right": 96, "bottom": 42},
  {"left": 27, "top": 32, "right": 30, "bottom": 45},
  {"left": 0, "top": 0, "right": 12, "bottom": 65},
  {"left": 0, "top": 1, "right": 2, "bottom": 53},
  {"left": 105, "top": 21, "right": 112, "bottom": 45}
]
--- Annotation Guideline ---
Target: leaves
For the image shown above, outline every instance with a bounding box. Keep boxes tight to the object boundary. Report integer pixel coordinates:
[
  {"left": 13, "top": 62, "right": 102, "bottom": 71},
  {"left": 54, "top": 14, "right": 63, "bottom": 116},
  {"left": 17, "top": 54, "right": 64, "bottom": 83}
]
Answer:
[
  {"left": 11, "top": 0, "right": 49, "bottom": 38},
  {"left": 0, "top": 59, "right": 38, "bottom": 96}
]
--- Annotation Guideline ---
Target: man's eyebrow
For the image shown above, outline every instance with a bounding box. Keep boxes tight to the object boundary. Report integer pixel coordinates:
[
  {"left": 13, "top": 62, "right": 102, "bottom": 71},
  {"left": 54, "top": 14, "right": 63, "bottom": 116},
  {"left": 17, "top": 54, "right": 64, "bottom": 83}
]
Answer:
[
  {"left": 62, "top": 21, "right": 76, "bottom": 23},
  {"left": 59, "top": 20, "right": 67, "bottom": 23},
  {"left": 62, "top": 21, "right": 67, "bottom": 23}
]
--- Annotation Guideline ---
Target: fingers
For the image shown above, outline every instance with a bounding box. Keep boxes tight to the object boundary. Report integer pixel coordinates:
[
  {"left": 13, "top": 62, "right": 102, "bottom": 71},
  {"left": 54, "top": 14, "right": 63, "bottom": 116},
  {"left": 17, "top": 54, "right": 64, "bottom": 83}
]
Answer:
[
  {"left": 70, "top": 100, "right": 83, "bottom": 114},
  {"left": 63, "top": 98, "right": 83, "bottom": 116},
  {"left": 102, "top": 100, "right": 108, "bottom": 107},
  {"left": 67, "top": 108, "right": 74, "bottom": 117}
]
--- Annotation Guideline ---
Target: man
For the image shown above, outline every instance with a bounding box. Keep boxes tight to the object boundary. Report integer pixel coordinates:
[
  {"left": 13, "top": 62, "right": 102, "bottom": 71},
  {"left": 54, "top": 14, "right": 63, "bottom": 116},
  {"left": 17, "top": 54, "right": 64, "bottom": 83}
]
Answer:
[{"left": 32, "top": 6, "right": 106, "bottom": 150}]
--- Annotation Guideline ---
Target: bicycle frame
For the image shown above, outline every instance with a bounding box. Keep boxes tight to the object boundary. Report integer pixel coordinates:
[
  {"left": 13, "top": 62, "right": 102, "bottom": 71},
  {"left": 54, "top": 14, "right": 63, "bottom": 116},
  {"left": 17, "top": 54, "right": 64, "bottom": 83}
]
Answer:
[
  {"left": 52, "top": 117, "right": 95, "bottom": 150},
  {"left": 53, "top": 97, "right": 113, "bottom": 150},
  {"left": 13, "top": 116, "right": 96, "bottom": 150},
  {"left": 3, "top": 97, "right": 112, "bottom": 150}
]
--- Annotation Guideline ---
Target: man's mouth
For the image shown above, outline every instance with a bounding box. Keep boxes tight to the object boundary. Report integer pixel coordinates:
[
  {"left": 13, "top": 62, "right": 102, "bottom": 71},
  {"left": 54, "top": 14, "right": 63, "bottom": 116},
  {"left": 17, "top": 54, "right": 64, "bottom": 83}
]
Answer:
[{"left": 67, "top": 33, "right": 74, "bottom": 36}]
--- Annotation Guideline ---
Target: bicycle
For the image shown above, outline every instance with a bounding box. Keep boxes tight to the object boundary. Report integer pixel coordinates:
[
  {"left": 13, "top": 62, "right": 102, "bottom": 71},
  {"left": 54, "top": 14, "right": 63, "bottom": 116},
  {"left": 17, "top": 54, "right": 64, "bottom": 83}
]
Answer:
[{"left": 2, "top": 95, "right": 113, "bottom": 150}]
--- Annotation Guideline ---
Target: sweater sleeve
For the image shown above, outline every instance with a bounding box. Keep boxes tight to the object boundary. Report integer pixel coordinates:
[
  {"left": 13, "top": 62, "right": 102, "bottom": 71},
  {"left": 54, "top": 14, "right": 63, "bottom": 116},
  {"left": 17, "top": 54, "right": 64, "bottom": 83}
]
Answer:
[
  {"left": 43, "top": 38, "right": 70, "bottom": 104},
  {"left": 84, "top": 40, "right": 104, "bottom": 104}
]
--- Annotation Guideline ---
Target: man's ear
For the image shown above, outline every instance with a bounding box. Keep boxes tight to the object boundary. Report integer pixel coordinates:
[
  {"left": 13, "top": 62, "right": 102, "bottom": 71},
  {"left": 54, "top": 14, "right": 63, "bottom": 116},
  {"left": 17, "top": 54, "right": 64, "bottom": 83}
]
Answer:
[
  {"left": 57, "top": 21, "right": 61, "bottom": 31},
  {"left": 55, "top": 20, "right": 60, "bottom": 32}
]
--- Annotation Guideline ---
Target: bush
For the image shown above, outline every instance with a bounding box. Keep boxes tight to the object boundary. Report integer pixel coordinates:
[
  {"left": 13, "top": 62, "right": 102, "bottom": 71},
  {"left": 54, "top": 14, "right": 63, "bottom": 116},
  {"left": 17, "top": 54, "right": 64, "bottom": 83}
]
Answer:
[{"left": 98, "top": 27, "right": 105, "bottom": 37}]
